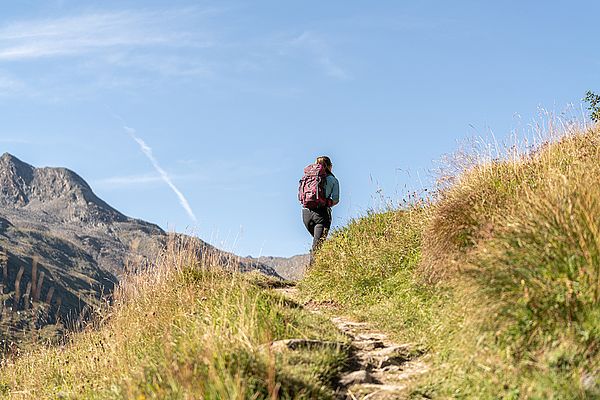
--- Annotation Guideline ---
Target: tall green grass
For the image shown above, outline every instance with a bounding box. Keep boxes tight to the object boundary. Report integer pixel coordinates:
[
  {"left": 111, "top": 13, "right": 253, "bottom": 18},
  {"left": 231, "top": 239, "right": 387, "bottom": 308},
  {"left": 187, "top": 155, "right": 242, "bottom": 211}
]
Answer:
[
  {"left": 299, "top": 208, "right": 440, "bottom": 344},
  {"left": 302, "top": 123, "right": 600, "bottom": 398}
]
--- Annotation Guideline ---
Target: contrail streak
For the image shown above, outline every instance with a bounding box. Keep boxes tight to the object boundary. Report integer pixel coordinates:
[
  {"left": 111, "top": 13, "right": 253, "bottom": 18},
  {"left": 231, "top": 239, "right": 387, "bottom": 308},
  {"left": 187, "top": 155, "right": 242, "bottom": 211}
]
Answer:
[{"left": 125, "top": 126, "right": 197, "bottom": 222}]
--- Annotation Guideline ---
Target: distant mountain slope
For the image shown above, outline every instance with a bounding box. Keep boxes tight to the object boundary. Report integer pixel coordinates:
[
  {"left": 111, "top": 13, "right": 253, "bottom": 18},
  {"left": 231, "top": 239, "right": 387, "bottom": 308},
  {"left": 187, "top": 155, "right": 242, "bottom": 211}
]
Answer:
[
  {"left": 0, "top": 153, "right": 279, "bottom": 345},
  {"left": 250, "top": 254, "right": 310, "bottom": 281}
]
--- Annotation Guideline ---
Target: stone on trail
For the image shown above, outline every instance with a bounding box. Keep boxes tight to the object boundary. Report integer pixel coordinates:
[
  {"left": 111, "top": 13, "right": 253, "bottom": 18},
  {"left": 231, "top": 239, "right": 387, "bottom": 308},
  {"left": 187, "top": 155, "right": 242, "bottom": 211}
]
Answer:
[
  {"left": 367, "top": 345, "right": 414, "bottom": 368},
  {"left": 339, "top": 370, "right": 372, "bottom": 386},
  {"left": 353, "top": 339, "right": 386, "bottom": 351},
  {"left": 270, "top": 338, "right": 344, "bottom": 352},
  {"left": 348, "top": 383, "right": 408, "bottom": 399},
  {"left": 273, "top": 287, "right": 429, "bottom": 399},
  {"left": 355, "top": 332, "right": 388, "bottom": 341}
]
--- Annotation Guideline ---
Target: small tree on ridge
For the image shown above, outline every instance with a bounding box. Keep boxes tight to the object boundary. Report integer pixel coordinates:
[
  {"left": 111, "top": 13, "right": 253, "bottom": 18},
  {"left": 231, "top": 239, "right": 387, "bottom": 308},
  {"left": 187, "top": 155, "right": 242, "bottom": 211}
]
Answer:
[{"left": 583, "top": 90, "right": 600, "bottom": 123}]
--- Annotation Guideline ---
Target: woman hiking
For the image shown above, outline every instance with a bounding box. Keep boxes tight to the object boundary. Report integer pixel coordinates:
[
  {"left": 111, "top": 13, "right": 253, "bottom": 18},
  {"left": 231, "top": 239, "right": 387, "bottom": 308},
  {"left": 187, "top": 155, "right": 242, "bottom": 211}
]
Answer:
[{"left": 298, "top": 156, "right": 340, "bottom": 262}]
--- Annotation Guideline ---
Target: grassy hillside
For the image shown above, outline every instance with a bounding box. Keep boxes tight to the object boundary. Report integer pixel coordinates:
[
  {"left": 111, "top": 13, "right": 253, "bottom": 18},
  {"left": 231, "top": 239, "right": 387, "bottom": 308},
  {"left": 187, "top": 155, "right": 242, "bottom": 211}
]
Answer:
[
  {"left": 0, "top": 239, "right": 349, "bottom": 399},
  {"left": 2, "top": 122, "right": 599, "bottom": 399},
  {"left": 300, "top": 123, "right": 600, "bottom": 398}
]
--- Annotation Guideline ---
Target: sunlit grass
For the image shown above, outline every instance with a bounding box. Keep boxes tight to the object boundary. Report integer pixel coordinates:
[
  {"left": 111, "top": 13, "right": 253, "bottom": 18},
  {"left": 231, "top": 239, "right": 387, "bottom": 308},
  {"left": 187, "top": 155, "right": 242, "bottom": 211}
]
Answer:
[
  {"left": 302, "top": 122, "right": 600, "bottom": 398},
  {"left": 0, "top": 238, "right": 349, "bottom": 399}
]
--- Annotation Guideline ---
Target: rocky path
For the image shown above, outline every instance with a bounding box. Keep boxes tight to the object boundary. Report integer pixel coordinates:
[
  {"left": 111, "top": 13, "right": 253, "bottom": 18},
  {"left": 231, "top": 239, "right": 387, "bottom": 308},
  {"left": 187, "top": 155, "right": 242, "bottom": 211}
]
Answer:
[{"left": 274, "top": 287, "right": 429, "bottom": 400}]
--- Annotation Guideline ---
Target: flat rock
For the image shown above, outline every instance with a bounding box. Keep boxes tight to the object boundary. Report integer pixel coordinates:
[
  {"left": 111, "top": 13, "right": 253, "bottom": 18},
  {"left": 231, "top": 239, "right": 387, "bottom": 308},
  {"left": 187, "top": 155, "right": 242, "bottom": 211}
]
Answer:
[
  {"left": 348, "top": 383, "right": 408, "bottom": 399},
  {"left": 270, "top": 338, "right": 344, "bottom": 352},
  {"left": 354, "top": 339, "right": 386, "bottom": 351},
  {"left": 360, "top": 348, "right": 413, "bottom": 369},
  {"left": 372, "top": 345, "right": 412, "bottom": 359},
  {"left": 582, "top": 372, "right": 599, "bottom": 391},
  {"left": 339, "top": 370, "right": 372, "bottom": 386},
  {"left": 355, "top": 332, "right": 388, "bottom": 341},
  {"left": 371, "top": 361, "right": 430, "bottom": 385}
]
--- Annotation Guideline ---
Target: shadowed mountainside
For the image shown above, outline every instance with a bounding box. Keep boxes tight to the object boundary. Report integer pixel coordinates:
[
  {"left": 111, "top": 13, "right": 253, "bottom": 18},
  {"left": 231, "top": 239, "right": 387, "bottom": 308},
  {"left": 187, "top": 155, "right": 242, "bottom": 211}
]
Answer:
[{"left": 0, "top": 153, "right": 279, "bottom": 347}]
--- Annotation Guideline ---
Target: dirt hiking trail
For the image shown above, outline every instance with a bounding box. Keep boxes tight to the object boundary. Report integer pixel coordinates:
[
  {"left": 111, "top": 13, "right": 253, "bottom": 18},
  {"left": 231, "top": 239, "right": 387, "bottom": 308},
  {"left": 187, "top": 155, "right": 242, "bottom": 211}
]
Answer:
[{"left": 274, "top": 286, "right": 430, "bottom": 400}]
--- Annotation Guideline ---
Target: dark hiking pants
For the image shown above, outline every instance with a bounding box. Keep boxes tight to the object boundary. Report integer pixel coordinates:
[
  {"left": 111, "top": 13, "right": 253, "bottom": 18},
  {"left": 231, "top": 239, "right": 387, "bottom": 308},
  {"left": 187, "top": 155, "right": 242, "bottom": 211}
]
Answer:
[{"left": 302, "top": 207, "right": 331, "bottom": 262}]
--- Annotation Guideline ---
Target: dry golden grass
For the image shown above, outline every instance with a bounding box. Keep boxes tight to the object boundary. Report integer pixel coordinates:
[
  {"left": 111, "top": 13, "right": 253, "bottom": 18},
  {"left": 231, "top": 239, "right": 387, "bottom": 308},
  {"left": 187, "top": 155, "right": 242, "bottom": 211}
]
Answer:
[
  {"left": 0, "top": 236, "right": 348, "bottom": 399},
  {"left": 423, "top": 122, "right": 600, "bottom": 282},
  {"left": 302, "top": 121, "right": 600, "bottom": 398},
  {"left": 3, "top": 120, "right": 599, "bottom": 399}
]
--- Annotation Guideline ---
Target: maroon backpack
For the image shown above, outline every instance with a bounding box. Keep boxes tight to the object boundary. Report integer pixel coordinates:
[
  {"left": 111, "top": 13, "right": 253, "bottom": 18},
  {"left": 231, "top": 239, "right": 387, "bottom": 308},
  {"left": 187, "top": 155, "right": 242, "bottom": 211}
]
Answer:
[{"left": 298, "top": 163, "right": 328, "bottom": 208}]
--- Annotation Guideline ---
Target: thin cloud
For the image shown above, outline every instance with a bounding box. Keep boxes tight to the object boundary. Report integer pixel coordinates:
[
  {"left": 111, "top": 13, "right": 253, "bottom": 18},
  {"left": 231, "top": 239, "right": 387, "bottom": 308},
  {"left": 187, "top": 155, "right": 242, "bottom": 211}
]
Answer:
[
  {"left": 0, "top": 9, "right": 213, "bottom": 61},
  {"left": 319, "top": 56, "right": 350, "bottom": 80},
  {"left": 94, "top": 171, "right": 203, "bottom": 188},
  {"left": 94, "top": 173, "right": 164, "bottom": 188},
  {"left": 292, "top": 31, "right": 350, "bottom": 80},
  {"left": 0, "top": 73, "right": 27, "bottom": 96},
  {"left": 99, "top": 52, "right": 213, "bottom": 78},
  {"left": 0, "top": 8, "right": 218, "bottom": 97},
  {"left": 331, "top": 14, "right": 443, "bottom": 32},
  {"left": 125, "top": 126, "right": 197, "bottom": 222},
  {"left": 0, "top": 138, "right": 32, "bottom": 144}
]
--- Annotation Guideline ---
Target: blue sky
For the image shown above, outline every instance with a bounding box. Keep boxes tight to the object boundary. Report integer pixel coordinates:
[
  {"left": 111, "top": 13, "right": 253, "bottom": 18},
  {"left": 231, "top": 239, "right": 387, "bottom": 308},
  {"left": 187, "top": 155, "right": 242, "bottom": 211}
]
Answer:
[{"left": 1, "top": 1, "right": 598, "bottom": 257}]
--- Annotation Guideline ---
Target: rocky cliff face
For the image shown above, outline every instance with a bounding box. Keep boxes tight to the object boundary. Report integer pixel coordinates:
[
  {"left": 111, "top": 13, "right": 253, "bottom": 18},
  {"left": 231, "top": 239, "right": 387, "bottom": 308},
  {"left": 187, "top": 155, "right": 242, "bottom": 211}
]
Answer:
[
  {"left": 0, "top": 153, "right": 129, "bottom": 226},
  {"left": 0, "top": 153, "right": 165, "bottom": 277},
  {"left": 0, "top": 153, "right": 279, "bottom": 346}
]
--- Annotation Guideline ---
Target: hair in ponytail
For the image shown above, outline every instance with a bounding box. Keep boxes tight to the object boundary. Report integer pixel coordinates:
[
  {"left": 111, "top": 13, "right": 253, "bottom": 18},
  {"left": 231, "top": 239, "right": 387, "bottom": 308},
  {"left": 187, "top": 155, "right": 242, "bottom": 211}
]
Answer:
[{"left": 315, "top": 156, "right": 333, "bottom": 174}]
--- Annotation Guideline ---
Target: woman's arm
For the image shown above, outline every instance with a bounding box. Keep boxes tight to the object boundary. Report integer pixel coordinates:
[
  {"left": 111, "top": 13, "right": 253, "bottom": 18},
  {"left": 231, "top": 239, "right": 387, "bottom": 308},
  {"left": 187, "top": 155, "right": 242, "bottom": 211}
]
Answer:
[{"left": 328, "top": 176, "right": 340, "bottom": 206}]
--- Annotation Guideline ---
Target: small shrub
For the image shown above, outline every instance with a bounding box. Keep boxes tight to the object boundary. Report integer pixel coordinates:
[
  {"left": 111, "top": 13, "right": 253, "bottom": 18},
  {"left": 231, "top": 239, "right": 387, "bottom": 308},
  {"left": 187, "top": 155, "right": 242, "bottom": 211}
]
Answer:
[{"left": 584, "top": 91, "right": 600, "bottom": 123}]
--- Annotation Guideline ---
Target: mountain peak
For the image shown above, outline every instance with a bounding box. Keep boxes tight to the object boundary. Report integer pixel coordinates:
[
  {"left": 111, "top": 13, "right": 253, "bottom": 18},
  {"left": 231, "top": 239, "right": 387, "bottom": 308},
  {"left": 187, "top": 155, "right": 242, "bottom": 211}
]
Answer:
[
  {"left": 0, "top": 153, "right": 35, "bottom": 206},
  {"left": 0, "top": 154, "right": 126, "bottom": 223},
  {"left": 0, "top": 152, "right": 34, "bottom": 172},
  {"left": 0, "top": 151, "right": 32, "bottom": 166},
  {"left": 2, "top": 152, "right": 21, "bottom": 161}
]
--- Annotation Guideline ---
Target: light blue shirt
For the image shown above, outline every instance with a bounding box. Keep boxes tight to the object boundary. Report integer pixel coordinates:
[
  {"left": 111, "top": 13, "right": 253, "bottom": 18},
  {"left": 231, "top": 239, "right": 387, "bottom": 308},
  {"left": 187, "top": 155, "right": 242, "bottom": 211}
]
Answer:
[{"left": 325, "top": 175, "right": 340, "bottom": 204}]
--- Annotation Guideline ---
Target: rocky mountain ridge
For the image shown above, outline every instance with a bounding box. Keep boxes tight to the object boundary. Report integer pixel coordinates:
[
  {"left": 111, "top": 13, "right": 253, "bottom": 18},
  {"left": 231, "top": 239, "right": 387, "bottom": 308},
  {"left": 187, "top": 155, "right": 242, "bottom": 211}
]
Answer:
[
  {"left": 0, "top": 153, "right": 128, "bottom": 225},
  {"left": 251, "top": 254, "right": 310, "bottom": 281},
  {"left": 0, "top": 153, "right": 281, "bottom": 346}
]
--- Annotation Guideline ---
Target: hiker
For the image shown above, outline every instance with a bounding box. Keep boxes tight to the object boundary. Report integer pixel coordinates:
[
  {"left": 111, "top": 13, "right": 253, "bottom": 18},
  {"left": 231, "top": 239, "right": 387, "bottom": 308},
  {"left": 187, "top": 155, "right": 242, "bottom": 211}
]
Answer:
[{"left": 298, "top": 156, "right": 340, "bottom": 261}]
